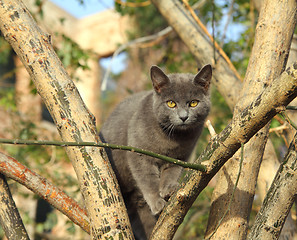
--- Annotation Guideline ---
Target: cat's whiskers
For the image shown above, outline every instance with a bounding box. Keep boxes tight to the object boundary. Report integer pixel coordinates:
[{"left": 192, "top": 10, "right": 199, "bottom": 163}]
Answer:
[{"left": 162, "top": 123, "right": 176, "bottom": 139}]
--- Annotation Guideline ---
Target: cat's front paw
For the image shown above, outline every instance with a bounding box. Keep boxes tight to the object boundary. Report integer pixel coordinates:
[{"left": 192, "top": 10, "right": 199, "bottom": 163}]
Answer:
[
  {"left": 160, "top": 182, "right": 179, "bottom": 201},
  {"left": 149, "top": 197, "right": 166, "bottom": 215}
]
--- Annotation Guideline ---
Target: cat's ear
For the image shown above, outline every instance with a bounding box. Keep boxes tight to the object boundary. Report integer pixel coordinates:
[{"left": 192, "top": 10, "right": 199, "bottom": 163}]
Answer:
[
  {"left": 194, "top": 64, "right": 212, "bottom": 92},
  {"left": 150, "top": 65, "right": 170, "bottom": 93}
]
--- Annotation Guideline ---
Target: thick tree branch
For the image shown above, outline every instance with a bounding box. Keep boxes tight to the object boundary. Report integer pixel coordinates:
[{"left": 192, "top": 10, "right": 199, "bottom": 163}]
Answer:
[
  {"left": 0, "top": 174, "right": 30, "bottom": 240},
  {"left": 0, "top": 1, "right": 133, "bottom": 239},
  {"left": 206, "top": 0, "right": 297, "bottom": 238},
  {"left": 248, "top": 132, "right": 297, "bottom": 239},
  {"left": 150, "top": 62, "right": 297, "bottom": 239},
  {"left": 0, "top": 152, "right": 90, "bottom": 233}
]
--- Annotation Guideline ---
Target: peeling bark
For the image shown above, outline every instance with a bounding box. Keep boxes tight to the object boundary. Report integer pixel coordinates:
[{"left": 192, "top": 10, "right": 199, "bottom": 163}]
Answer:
[
  {"left": 0, "top": 0, "right": 133, "bottom": 239},
  {"left": 150, "top": 61, "right": 297, "bottom": 239},
  {"left": 0, "top": 174, "right": 30, "bottom": 240}
]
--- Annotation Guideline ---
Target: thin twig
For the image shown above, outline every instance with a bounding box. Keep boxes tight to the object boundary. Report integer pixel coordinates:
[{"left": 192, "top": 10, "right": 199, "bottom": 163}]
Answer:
[
  {"left": 0, "top": 138, "right": 207, "bottom": 172},
  {"left": 206, "top": 142, "right": 244, "bottom": 239},
  {"left": 211, "top": 0, "right": 216, "bottom": 64},
  {"left": 101, "top": 26, "right": 172, "bottom": 91},
  {"left": 286, "top": 106, "right": 297, "bottom": 110},
  {"left": 181, "top": 0, "right": 242, "bottom": 81},
  {"left": 205, "top": 120, "right": 217, "bottom": 138},
  {"left": 279, "top": 112, "right": 297, "bottom": 131},
  {"left": 269, "top": 125, "right": 288, "bottom": 134},
  {"left": 220, "top": 0, "right": 235, "bottom": 47},
  {"left": 273, "top": 115, "right": 286, "bottom": 125},
  {"left": 115, "top": 0, "right": 151, "bottom": 7}
]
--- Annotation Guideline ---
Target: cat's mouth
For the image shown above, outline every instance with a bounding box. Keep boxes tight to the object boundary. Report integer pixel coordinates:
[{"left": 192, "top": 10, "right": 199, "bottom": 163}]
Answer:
[{"left": 175, "top": 122, "right": 191, "bottom": 130}]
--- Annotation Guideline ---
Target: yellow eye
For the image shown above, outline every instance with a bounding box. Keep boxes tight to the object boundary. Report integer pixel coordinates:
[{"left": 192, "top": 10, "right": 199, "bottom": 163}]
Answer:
[
  {"left": 167, "top": 100, "right": 176, "bottom": 108},
  {"left": 189, "top": 100, "right": 199, "bottom": 107}
]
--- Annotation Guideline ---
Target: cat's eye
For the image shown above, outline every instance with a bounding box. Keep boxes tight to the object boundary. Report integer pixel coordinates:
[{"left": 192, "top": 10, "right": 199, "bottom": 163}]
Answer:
[
  {"left": 167, "top": 100, "right": 176, "bottom": 108},
  {"left": 189, "top": 100, "right": 199, "bottom": 107}
]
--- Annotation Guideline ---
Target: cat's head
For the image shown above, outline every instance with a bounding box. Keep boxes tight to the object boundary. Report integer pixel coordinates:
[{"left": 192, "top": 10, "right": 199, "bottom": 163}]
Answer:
[{"left": 150, "top": 65, "right": 212, "bottom": 133}]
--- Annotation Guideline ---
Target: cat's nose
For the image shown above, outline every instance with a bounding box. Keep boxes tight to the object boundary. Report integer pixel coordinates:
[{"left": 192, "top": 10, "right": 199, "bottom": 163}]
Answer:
[{"left": 180, "top": 116, "right": 188, "bottom": 122}]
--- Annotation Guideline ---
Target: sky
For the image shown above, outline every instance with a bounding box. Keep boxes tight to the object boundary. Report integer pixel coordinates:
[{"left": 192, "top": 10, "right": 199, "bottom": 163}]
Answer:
[{"left": 50, "top": 0, "right": 114, "bottom": 18}]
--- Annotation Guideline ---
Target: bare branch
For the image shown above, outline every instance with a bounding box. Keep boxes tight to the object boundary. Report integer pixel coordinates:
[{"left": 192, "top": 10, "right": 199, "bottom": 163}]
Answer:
[
  {"left": 0, "top": 139, "right": 207, "bottom": 171},
  {"left": 205, "top": 143, "right": 244, "bottom": 240},
  {"left": 248, "top": 132, "right": 297, "bottom": 239},
  {"left": 0, "top": 152, "right": 90, "bottom": 234},
  {"left": 206, "top": 0, "right": 297, "bottom": 237},
  {"left": 0, "top": 174, "right": 30, "bottom": 240}
]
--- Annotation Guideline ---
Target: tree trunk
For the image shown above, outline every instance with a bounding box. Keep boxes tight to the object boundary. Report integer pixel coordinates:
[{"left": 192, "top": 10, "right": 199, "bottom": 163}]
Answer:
[
  {"left": 0, "top": 174, "right": 30, "bottom": 240},
  {"left": 205, "top": 0, "right": 297, "bottom": 238},
  {"left": 0, "top": 0, "right": 134, "bottom": 239},
  {"left": 248, "top": 132, "right": 297, "bottom": 239}
]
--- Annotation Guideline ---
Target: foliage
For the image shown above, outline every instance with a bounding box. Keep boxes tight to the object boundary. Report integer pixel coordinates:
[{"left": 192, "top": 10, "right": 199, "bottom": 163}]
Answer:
[
  {"left": 0, "top": 36, "right": 11, "bottom": 65},
  {"left": 55, "top": 33, "right": 91, "bottom": 74},
  {"left": 0, "top": 88, "right": 17, "bottom": 111},
  {"left": 115, "top": 1, "right": 168, "bottom": 36},
  {"left": 1, "top": 117, "right": 81, "bottom": 237}
]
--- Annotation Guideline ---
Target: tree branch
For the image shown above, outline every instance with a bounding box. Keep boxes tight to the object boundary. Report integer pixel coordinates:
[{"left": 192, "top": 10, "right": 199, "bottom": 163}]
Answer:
[
  {"left": 205, "top": 0, "right": 297, "bottom": 238},
  {"left": 0, "top": 152, "right": 90, "bottom": 234},
  {"left": 0, "top": 138, "right": 206, "bottom": 171},
  {"left": 247, "top": 132, "right": 297, "bottom": 239},
  {"left": 205, "top": 142, "right": 244, "bottom": 240},
  {"left": 0, "top": 173, "right": 30, "bottom": 240}
]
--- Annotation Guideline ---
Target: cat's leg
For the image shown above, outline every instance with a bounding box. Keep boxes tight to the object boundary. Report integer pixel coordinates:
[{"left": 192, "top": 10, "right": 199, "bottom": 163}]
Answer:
[
  {"left": 125, "top": 190, "right": 154, "bottom": 240},
  {"left": 135, "top": 202, "right": 157, "bottom": 239},
  {"left": 127, "top": 153, "right": 165, "bottom": 215},
  {"left": 159, "top": 164, "right": 183, "bottom": 200}
]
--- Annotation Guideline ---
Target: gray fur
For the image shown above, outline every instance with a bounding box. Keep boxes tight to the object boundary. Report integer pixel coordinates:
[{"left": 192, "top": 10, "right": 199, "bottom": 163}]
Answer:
[{"left": 99, "top": 65, "right": 212, "bottom": 239}]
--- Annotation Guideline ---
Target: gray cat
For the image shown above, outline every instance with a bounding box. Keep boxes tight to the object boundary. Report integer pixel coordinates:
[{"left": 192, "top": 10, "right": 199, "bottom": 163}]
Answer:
[{"left": 99, "top": 65, "right": 212, "bottom": 239}]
